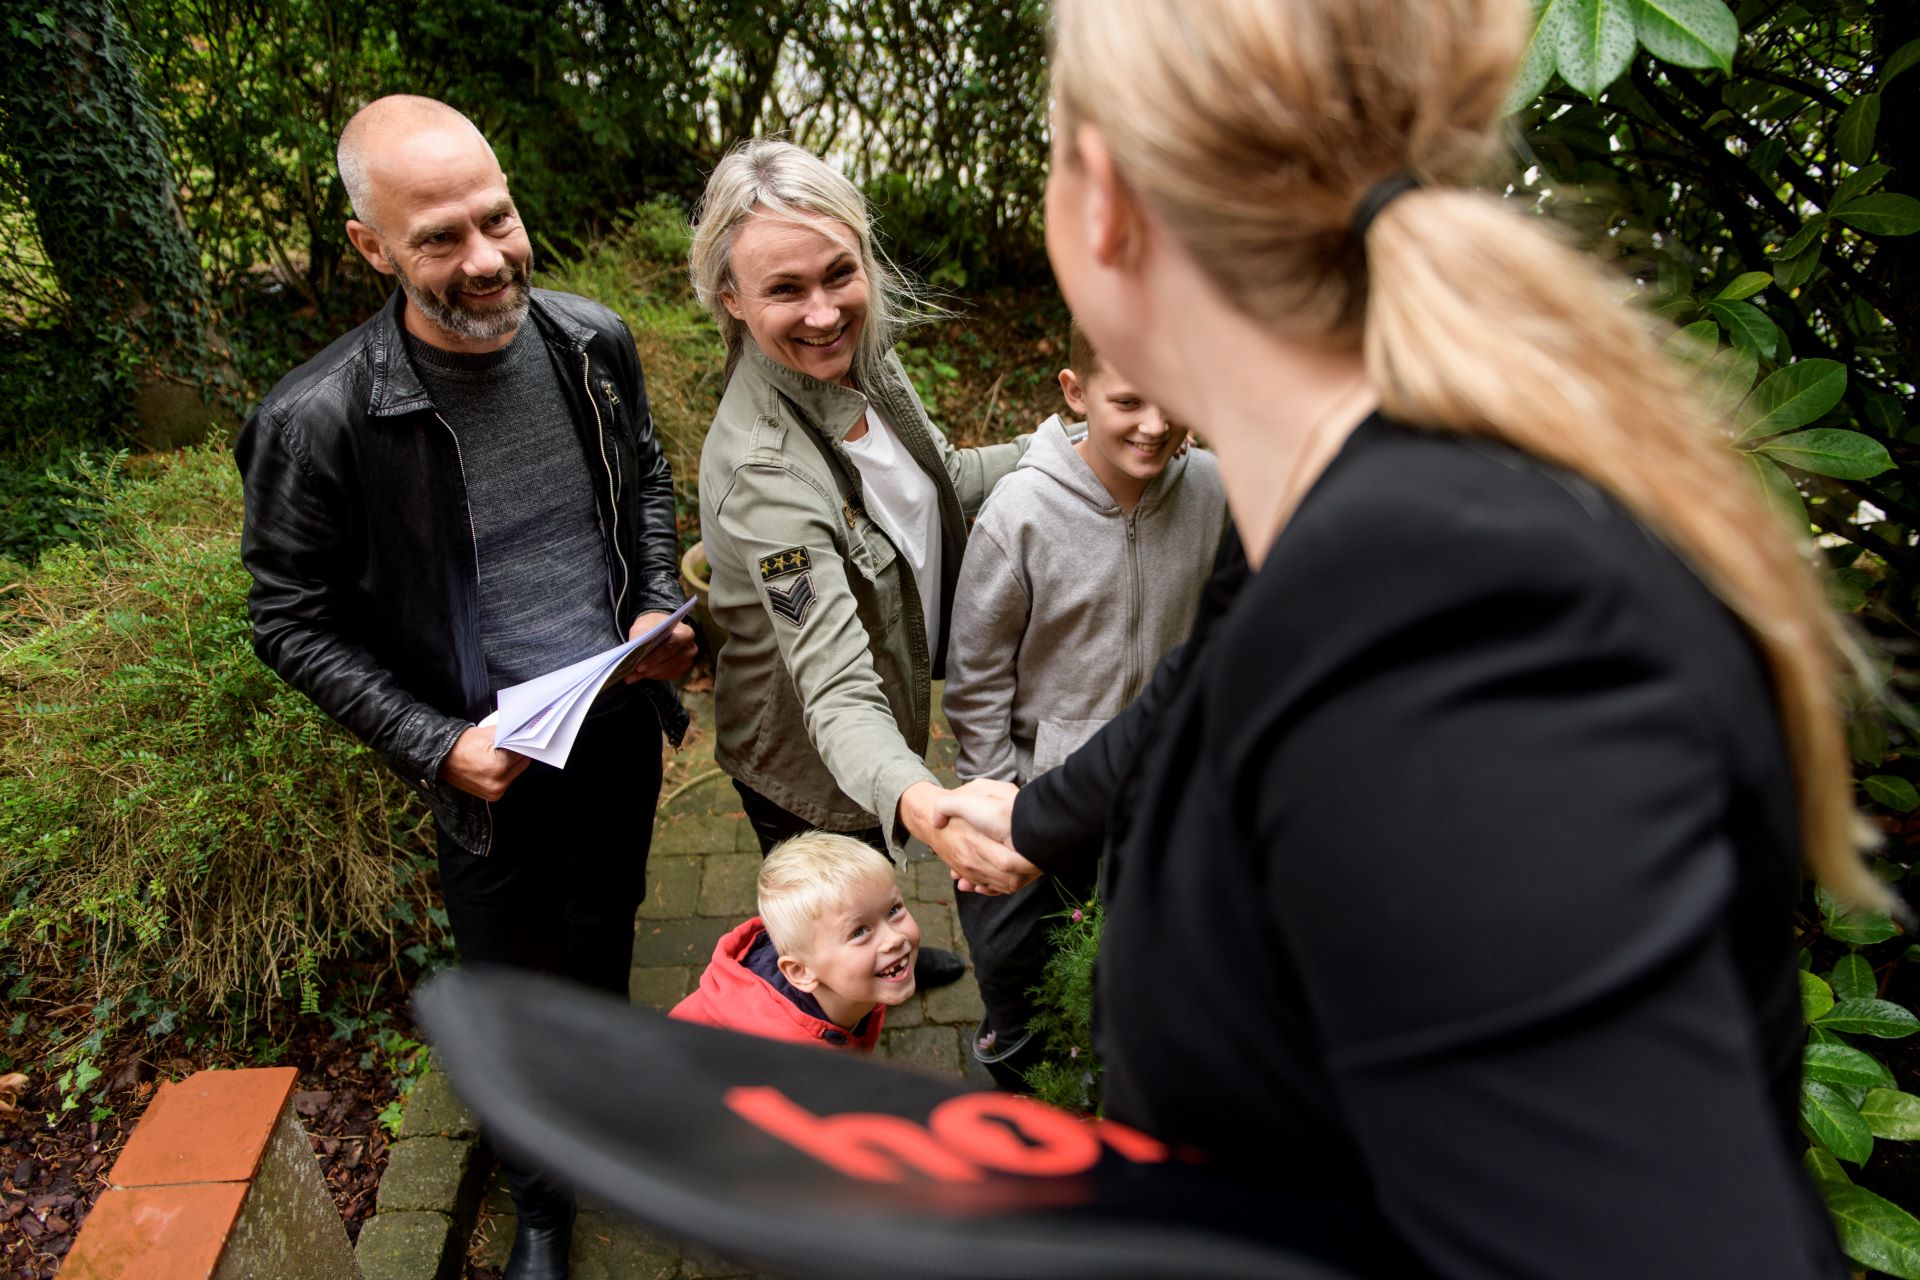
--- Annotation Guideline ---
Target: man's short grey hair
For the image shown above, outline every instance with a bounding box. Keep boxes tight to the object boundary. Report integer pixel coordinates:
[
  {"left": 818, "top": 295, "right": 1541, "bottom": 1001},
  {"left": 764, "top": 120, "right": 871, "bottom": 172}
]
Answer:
[
  {"left": 688, "top": 137, "right": 930, "bottom": 379},
  {"left": 336, "top": 95, "right": 492, "bottom": 229}
]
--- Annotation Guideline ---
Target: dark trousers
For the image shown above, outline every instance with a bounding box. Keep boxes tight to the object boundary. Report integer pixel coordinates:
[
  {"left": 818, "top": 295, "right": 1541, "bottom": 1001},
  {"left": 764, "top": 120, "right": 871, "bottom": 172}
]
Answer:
[
  {"left": 437, "top": 697, "right": 663, "bottom": 1226},
  {"left": 955, "top": 867, "right": 1095, "bottom": 1042},
  {"left": 733, "top": 779, "right": 887, "bottom": 858}
]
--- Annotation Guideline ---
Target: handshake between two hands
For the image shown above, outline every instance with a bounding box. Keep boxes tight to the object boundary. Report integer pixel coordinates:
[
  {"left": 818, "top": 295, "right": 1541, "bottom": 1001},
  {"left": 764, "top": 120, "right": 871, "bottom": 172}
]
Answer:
[{"left": 899, "top": 779, "right": 1041, "bottom": 896}]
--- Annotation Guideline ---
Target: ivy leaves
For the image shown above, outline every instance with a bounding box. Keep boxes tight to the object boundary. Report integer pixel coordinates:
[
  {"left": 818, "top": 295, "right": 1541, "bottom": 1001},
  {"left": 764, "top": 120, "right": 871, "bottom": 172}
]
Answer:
[{"left": 1507, "top": 0, "right": 1739, "bottom": 109}]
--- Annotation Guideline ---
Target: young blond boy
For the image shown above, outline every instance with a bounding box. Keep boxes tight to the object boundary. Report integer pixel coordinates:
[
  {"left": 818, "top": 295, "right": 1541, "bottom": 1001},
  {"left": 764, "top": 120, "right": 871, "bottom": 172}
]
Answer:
[
  {"left": 941, "top": 320, "right": 1225, "bottom": 1083},
  {"left": 670, "top": 832, "right": 920, "bottom": 1051}
]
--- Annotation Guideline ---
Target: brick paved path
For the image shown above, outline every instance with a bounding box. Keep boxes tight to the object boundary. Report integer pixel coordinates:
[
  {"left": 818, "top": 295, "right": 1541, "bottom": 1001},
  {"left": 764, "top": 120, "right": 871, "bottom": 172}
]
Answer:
[{"left": 469, "top": 688, "right": 991, "bottom": 1277}]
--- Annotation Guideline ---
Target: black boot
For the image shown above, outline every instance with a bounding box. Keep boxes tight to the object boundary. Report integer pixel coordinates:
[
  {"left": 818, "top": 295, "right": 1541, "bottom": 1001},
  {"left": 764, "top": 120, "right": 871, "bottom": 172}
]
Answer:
[
  {"left": 913, "top": 946, "right": 966, "bottom": 989},
  {"left": 504, "top": 1201, "right": 574, "bottom": 1280}
]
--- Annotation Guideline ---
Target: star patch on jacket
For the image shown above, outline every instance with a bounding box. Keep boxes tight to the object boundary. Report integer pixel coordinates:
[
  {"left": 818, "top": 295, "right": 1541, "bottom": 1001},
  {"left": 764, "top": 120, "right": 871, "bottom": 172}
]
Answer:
[
  {"left": 759, "top": 547, "right": 817, "bottom": 626},
  {"left": 759, "top": 547, "right": 812, "bottom": 580}
]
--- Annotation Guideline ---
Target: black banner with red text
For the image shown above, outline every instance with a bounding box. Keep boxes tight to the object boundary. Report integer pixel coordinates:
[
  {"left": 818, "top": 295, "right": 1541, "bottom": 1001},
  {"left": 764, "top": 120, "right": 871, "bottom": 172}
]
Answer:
[{"left": 415, "top": 970, "right": 1411, "bottom": 1278}]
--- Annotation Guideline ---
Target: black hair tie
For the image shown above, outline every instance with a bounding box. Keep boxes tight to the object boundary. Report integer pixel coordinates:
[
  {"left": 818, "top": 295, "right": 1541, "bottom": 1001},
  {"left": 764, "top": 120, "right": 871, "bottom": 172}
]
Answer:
[{"left": 1349, "top": 172, "right": 1423, "bottom": 241}]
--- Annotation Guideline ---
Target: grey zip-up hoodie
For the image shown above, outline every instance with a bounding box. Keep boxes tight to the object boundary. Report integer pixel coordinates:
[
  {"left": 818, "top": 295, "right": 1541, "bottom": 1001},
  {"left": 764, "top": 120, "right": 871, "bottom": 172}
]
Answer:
[{"left": 943, "top": 414, "right": 1225, "bottom": 784}]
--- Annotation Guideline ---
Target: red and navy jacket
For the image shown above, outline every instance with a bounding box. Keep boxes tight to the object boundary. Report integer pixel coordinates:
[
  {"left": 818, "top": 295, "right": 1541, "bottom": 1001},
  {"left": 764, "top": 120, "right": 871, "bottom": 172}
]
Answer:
[{"left": 670, "top": 917, "right": 883, "bottom": 1052}]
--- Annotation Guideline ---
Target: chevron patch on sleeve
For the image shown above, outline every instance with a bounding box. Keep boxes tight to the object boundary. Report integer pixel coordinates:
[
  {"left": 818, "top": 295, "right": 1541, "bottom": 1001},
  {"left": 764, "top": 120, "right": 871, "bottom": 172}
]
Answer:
[{"left": 765, "top": 571, "right": 818, "bottom": 627}]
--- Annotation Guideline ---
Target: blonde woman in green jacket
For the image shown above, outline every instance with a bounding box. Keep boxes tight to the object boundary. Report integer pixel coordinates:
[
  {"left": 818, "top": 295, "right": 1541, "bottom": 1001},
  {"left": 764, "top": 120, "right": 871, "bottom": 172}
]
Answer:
[{"left": 689, "top": 139, "right": 1034, "bottom": 984}]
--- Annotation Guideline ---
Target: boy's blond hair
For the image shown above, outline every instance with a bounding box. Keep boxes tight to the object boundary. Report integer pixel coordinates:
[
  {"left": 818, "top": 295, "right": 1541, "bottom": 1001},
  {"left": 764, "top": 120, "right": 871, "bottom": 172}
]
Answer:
[
  {"left": 757, "top": 832, "right": 897, "bottom": 956},
  {"left": 1066, "top": 318, "right": 1101, "bottom": 379}
]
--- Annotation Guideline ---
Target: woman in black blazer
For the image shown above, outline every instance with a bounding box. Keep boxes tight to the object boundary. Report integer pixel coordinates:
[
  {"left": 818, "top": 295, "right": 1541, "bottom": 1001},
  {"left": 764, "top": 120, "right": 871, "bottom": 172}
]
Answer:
[{"left": 935, "top": 0, "right": 1886, "bottom": 1273}]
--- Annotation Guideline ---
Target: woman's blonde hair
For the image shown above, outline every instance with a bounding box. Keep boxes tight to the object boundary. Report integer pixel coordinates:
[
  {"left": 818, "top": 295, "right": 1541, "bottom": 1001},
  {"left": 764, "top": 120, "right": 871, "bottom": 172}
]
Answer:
[
  {"left": 1052, "top": 0, "right": 1884, "bottom": 908},
  {"left": 758, "top": 831, "right": 899, "bottom": 957},
  {"left": 689, "top": 137, "right": 923, "bottom": 379}
]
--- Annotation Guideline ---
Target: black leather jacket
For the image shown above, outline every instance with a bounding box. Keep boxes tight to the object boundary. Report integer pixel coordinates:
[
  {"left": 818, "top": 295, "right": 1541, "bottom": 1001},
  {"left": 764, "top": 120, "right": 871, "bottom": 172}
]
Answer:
[{"left": 235, "top": 288, "right": 688, "bottom": 854}]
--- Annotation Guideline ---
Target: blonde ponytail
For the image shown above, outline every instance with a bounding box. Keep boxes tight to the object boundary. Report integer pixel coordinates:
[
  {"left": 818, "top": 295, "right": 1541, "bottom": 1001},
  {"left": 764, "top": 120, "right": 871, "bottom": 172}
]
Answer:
[{"left": 1053, "top": 0, "right": 1886, "bottom": 909}]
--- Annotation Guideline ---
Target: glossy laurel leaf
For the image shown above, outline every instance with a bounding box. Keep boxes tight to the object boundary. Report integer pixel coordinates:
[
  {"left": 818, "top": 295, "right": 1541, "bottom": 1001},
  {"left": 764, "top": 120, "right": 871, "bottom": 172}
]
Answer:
[
  {"left": 1756, "top": 428, "right": 1893, "bottom": 480},
  {"left": 1888, "top": 37, "right": 1920, "bottom": 87},
  {"left": 1836, "top": 164, "right": 1892, "bottom": 208},
  {"left": 1805, "top": 1042, "right": 1895, "bottom": 1091},
  {"left": 1828, "top": 954, "right": 1879, "bottom": 1004},
  {"left": 1822, "top": 886, "right": 1902, "bottom": 947},
  {"left": 1864, "top": 774, "right": 1920, "bottom": 814},
  {"left": 1714, "top": 270, "right": 1772, "bottom": 301},
  {"left": 1739, "top": 358, "right": 1846, "bottom": 440},
  {"left": 1835, "top": 193, "right": 1920, "bottom": 237},
  {"left": 1803, "top": 1080, "right": 1875, "bottom": 1165},
  {"left": 1805, "top": 1146, "right": 1851, "bottom": 1186},
  {"left": 1745, "top": 454, "right": 1806, "bottom": 529},
  {"left": 1630, "top": 0, "right": 1738, "bottom": 71},
  {"left": 1861, "top": 1089, "right": 1920, "bottom": 1141},
  {"left": 1818, "top": 999, "right": 1920, "bottom": 1038},
  {"left": 1802, "top": 969, "right": 1836, "bottom": 1022},
  {"left": 1838, "top": 92, "right": 1881, "bottom": 167},
  {"left": 1775, "top": 219, "right": 1828, "bottom": 259},
  {"left": 1698, "top": 343, "right": 1759, "bottom": 418},
  {"left": 1826, "top": 908, "right": 1901, "bottom": 947},
  {"left": 1506, "top": 0, "right": 1571, "bottom": 112},
  {"left": 1821, "top": 1182, "right": 1920, "bottom": 1279},
  {"left": 1704, "top": 298, "right": 1781, "bottom": 357},
  {"left": 1553, "top": 0, "right": 1638, "bottom": 97}
]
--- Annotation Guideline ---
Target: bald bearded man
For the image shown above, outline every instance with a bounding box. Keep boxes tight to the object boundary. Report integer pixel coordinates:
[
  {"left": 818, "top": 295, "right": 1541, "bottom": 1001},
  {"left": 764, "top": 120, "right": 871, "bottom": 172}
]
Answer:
[{"left": 235, "top": 96, "right": 694, "bottom": 1280}]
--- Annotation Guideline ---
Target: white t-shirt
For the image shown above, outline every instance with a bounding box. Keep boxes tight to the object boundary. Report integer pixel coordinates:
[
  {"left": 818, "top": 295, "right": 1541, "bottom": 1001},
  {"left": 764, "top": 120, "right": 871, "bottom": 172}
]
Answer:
[{"left": 843, "top": 407, "right": 943, "bottom": 652}]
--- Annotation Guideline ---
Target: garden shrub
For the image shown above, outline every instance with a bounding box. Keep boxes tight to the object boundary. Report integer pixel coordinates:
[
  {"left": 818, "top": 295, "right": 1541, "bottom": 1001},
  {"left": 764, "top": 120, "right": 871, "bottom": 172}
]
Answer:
[
  {"left": 1023, "top": 895, "right": 1102, "bottom": 1114},
  {"left": 0, "top": 446, "right": 426, "bottom": 1028}
]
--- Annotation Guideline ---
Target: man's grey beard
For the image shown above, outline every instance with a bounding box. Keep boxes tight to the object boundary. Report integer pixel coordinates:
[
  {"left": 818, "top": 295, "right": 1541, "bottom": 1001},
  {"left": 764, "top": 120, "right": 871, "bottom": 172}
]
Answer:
[{"left": 389, "top": 256, "right": 533, "bottom": 341}]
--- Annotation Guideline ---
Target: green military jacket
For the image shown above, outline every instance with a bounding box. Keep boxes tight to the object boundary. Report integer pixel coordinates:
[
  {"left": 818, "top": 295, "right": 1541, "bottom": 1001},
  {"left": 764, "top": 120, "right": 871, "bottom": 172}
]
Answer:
[{"left": 699, "top": 342, "right": 1028, "bottom": 854}]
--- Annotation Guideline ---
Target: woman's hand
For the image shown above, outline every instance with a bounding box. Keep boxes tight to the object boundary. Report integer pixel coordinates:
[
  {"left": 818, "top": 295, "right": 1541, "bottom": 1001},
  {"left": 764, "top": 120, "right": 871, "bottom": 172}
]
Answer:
[
  {"left": 898, "top": 780, "right": 1039, "bottom": 895},
  {"left": 927, "top": 779, "right": 1023, "bottom": 892},
  {"left": 928, "top": 778, "right": 1018, "bottom": 845}
]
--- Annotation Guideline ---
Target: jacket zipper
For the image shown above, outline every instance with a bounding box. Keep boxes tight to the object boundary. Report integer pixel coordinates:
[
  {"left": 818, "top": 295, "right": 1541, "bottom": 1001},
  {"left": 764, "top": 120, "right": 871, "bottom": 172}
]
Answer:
[
  {"left": 1124, "top": 513, "right": 1142, "bottom": 703},
  {"left": 434, "top": 411, "right": 495, "bottom": 857},
  {"left": 583, "top": 350, "right": 629, "bottom": 627}
]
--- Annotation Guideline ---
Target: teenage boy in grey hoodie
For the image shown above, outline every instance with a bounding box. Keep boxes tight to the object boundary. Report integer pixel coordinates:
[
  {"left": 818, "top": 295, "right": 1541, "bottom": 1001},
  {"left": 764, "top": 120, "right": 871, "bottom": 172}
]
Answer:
[{"left": 942, "top": 321, "right": 1226, "bottom": 1086}]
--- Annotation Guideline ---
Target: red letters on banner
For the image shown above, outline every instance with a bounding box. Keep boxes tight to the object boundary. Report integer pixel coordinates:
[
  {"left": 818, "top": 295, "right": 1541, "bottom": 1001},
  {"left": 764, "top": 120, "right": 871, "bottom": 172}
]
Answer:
[{"left": 724, "top": 1086, "right": 1169, "bottom": 1184}]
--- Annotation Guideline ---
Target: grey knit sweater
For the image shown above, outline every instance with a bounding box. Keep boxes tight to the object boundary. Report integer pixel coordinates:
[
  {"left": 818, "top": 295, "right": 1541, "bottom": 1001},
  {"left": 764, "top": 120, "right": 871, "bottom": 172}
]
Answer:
[{"left": 406, "top": 326, "right": 618, "bottom": 696}]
